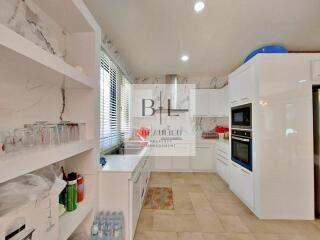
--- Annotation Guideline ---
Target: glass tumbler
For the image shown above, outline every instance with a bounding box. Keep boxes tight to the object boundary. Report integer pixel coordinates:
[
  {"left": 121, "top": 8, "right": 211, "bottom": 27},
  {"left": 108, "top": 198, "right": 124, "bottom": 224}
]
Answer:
[
  {"left": 47, "top": 124, "right": 60, "bottom": 145},
  {"left": 31, "top": 122, "right": 49, "bottom": 146},
  {"left": 68, "top": 123, "right": 79, "bottom": 142},
  {"left": 78, "top": 123, "right": 87, "bottom": 140},
  {"left": 58, "top": 122, "right": 70, "bottom": 144},
  {"left": 14, "top": 128, "right": 34, "bottom": 148}
]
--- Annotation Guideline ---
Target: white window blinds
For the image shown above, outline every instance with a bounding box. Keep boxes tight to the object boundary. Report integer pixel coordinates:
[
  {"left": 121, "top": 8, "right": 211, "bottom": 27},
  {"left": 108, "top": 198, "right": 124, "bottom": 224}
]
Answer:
[
  {"left": 120, "top": 77, "right": 131, "bottom": 140},
  {"left": 100, "top": 51, "right": 131, "bottom": 151}
]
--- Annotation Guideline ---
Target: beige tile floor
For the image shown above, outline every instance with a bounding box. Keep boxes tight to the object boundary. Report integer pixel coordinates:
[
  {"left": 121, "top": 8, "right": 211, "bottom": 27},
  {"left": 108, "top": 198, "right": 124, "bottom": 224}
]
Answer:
[{"left": 134, "top": 172, "right": 320, "bottom": 240}]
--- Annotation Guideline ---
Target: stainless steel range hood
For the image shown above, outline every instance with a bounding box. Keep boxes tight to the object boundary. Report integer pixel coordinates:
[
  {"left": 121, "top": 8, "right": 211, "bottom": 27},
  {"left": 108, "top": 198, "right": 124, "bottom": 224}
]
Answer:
[{"left": 161, "top": 74, "right": 188, "bottom": 112}]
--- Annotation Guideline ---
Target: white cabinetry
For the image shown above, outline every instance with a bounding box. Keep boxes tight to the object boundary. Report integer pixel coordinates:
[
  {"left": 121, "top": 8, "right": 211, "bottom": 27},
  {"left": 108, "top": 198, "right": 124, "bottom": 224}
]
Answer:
[
  {"left": 153, "top": 156, "right": 172, "bottom": 170},
  {"left": 191, "top": 146, "right": 213, "bottom": 170},
  {"left": 190, "top": 86, "right": 228, "bottom": 117},
  {"left": 172, "top": 156, "right": 191, "bottom": 170},
  {"left": 229, "top": 66, "right": 254, "bottom": 106},
  {"left": 215, "top": 142, "right": 230, "bottom": 184},
  {"left": 0, "top": 1, "right": 100, "bottom": 239},
  {"left": 152, "top": 142, "right": 215, "bottom": 172},
  {"left": 229, "top": 162, "right": 254, "bottom": 209},
  {"left": 99, "top": 154, "right": 151, "bottom": 240},
  {"left": 190, "top": 89, "right": 209, "bottom": 116}
]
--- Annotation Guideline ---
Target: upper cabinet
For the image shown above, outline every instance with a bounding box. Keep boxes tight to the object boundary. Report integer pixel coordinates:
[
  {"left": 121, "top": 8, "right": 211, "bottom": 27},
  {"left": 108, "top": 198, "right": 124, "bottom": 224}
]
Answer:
[
  {"left": 190, "top": 86, "right": 229, "bottom": 117},
  {"left": 228, "top": 66, "right": 255, "bottom": 106},
  {"left": 190, "top": 89, "right": 210, "bottom": 116}
]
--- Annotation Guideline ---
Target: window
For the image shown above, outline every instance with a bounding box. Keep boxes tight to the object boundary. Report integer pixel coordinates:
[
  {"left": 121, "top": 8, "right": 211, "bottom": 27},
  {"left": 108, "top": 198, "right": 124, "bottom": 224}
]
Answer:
[{"left": 100, "top": 51, "right": 131, "bottom": 151}]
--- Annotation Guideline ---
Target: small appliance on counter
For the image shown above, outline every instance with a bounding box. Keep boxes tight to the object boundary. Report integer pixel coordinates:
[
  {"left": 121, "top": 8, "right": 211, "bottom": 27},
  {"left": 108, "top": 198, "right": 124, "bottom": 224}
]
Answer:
[
  {"left": 201, "top": 130, "right": 219, "bottom": 139},
  {"left": 214, "top": 126, "right": 229, "bottom": 140}
]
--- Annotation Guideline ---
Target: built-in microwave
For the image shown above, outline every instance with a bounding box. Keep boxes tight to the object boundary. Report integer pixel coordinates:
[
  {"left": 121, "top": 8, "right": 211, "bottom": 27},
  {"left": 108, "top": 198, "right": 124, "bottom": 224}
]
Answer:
[
  {"left": 231, "top": 103, "right": 252, "bottom": 129},
  {"left": 231, "top": 129, "right": 252, "bottom": 171}
]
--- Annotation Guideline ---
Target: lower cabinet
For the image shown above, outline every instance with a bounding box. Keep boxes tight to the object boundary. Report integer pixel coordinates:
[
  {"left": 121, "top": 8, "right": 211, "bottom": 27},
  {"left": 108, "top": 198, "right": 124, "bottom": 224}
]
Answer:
[
  {"left": 172, "top": 156, "right": 190, "bottom": 170},
  {"left": 216, "top": 157, "right": 229, "bottom": 184},
  {"left": 215, "top": 142, "right": 230, "bottom": 184},
  {"left": 153, "top": 156, "right": 171, "bottom": 170},
  {"left": 152, "top": 143, "right": 215, "bottom": 172},
  {"left": 229, "top": 162, "right": 254, "bottom": 210},
  {"left": 99, "top": 155, "right": 150, "bottom": 240},
  {"left": 191, "top": 146, "right": 213, "bottom": 171}
]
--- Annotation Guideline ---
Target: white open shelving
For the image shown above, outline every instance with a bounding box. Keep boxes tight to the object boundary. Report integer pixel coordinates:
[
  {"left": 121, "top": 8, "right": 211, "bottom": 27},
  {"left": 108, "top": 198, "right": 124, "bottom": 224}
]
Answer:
[
  {"left": 0, "top": 24, "right": 95, "bottom": 89},
  {"left": 0, "top": 0, "right": 100, "bottom": 238},
  {"left": 0, "top": 139, "right": 95, "bottom": 184},
  {"left": 59, "top": 199, "right": 94, "bottom": 240}
]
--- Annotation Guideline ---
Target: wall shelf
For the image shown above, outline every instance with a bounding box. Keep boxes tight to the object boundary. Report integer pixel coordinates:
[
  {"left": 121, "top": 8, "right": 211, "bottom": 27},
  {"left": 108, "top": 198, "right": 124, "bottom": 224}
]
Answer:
[
  {"left": 0, "top": 139, "right": 95, "bottom": 184},
  {"left": 0, "top": 25, "right": 95, "bottom": 89},
  {"left": 33, "top": 0, "right": 95, "bottom": 33},
  {"left": 59, "top": 199, "right": 94, "bottom": 240}
]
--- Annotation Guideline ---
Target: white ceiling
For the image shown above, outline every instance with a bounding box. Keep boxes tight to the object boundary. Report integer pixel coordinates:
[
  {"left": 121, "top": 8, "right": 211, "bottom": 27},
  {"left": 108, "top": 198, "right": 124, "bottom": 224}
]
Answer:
[{"left": 84, "top": 0, "right": 320, "bottom": 78}]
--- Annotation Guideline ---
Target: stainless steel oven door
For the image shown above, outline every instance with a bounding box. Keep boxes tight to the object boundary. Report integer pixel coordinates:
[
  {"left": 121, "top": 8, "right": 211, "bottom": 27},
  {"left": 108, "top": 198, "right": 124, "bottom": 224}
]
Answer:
[{"left": 231, "top": 135, "right": 252, "bottom": 171}]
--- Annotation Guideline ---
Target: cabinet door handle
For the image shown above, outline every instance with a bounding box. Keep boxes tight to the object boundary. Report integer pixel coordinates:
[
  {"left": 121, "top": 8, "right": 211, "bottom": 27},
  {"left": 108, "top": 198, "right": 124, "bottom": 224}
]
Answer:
[
  {"left": 218, "top": 158, "right": 228, "bottom": 166},
  {"left": 217, "top": 148, "right": 227, "bottom": 154},
  {"left": 232, "top": 162, "right": 238, "bottom": 168},
  {"left": 134, "top": 172, "right": 141, "bottom": 183},
  {"left": 142, "top": 159, "right": 147, "bottom": 168},
  {"left": 217, "top": 153, "right": 227, "bottom": 160},
  {"left": 241, "top": 168, "right": 250, "bottom": 174}
]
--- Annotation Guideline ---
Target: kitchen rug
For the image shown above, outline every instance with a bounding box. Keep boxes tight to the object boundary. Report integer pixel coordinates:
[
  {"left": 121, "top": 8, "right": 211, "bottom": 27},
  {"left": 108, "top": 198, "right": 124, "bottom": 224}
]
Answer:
[{"left": 143, "top": 187, "right": 174, "bottom": 210}]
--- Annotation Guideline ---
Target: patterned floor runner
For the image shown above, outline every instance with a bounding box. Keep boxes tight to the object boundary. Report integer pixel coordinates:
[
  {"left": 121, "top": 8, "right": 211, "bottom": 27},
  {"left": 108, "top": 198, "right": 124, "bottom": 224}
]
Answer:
[{"left": 143, "top": 187, "right": 174, "bottom": 210}]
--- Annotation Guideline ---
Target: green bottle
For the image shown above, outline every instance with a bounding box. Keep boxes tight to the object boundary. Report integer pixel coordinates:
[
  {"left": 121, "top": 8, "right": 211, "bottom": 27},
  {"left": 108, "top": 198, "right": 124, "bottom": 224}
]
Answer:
[{"left": 66, "top": 173, "right": 77, "bottom": 211}]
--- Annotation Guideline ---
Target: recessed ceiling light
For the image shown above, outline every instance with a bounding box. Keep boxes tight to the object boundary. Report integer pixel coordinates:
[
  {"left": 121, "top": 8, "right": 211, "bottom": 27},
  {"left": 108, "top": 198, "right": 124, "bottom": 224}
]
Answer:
[
  {"left": 298, "top": 79, "right": 307, "bottom": 83},
  {"left": 194, "top": 1, "right": 205, "bottom": 12},
  {"left": 181, "top": 55, "right": 189, "bottom": 62}
]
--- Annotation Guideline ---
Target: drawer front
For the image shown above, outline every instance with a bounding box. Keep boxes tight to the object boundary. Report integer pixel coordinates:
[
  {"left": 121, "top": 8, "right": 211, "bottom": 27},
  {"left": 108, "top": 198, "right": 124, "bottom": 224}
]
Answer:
[
  {"left": 229, "top": 162, "right": 254, "bottom": 210},
  {"left": 216, "top": 158, "right": 229, "bottom": 184}
]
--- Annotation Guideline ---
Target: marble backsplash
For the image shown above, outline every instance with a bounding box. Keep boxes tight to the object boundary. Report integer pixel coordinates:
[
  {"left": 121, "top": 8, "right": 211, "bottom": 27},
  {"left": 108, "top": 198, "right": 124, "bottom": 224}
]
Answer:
[
  {"left": 0, "top": 0, "right": 67, "bottom": 58},
  {"left": 135, "top": 75, "right": 228, "bottom": 89},
  {"left": 133, "top": 75, "right": 229, "bottom": 137}
]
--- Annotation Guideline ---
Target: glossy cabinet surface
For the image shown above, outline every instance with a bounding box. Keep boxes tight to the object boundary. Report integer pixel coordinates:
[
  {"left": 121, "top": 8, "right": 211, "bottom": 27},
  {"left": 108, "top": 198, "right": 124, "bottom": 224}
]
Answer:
[
  {"left": 190, "top": 87, "right": 229, "bottom": 117},
  {"left": 229, "top": 66, "right": 254, "bottom": 106},
  {"left": 215, "top": 142, "right": 230, "bottom": 183},
  {"left": 229, "top": 161, "right": 254, "bottom": 210},
  {"left": 228, "top": 54, "right": 318, "bottom": 220},
  {"left": 190, "top": 89, "right": 210, "bottom": 116},
  {"left": 191, "top": 146, "right": 213, "bottom": 170}
]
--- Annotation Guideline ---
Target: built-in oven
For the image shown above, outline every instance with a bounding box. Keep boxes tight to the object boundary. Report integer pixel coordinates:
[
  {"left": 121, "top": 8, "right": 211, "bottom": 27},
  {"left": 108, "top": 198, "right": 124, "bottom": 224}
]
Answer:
[
  {"left": 231, "top": 103, "right": 252, "bottom": 129},
  {"left": 231, "top": 129, "right": 252, "bottom": 171}
]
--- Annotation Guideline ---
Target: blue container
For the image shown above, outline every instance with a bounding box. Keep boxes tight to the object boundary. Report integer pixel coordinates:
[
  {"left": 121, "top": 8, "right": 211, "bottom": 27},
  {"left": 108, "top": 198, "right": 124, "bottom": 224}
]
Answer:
[{"left": 244, "top": 45, "right": 288, "bottom": 63}]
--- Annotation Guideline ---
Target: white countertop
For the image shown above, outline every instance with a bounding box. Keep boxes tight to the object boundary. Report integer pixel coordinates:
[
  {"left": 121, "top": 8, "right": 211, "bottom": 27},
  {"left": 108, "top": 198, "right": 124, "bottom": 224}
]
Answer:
[
  {"left": 196, "top": 138, "right": 229, "bottom": 145},
  {"left": 100, "top": 139, "right": 229, "bottom": 173},
  {"left": 100, "top": 147, "right": 148, "bottom": 173}
]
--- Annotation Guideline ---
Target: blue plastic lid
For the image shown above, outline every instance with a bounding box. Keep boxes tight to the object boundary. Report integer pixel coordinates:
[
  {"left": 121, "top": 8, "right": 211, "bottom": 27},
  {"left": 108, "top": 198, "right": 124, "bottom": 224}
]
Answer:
[{"left": 244, "top": 45, "right": 288, "bottom": 63}]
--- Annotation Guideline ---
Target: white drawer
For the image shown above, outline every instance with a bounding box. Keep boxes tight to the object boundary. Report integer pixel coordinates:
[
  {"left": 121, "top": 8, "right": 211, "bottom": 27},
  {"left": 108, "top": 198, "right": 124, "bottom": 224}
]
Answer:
[{"left": 216, "top": 157, "right": 229, "bottom": 184}]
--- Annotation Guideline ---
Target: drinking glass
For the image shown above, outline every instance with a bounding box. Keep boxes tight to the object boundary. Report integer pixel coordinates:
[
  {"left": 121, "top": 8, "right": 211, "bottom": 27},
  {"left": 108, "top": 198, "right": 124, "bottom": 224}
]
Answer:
[
  {"left": 68, "top": 123, "right": 79, "bottom": 142},
  {"left": 78, "top": 123, "right": 87, "bottom": 140},
  {"left": 31, "top": 121, "right": 49, "bottom": 146},
  {"left": 47, "top": 124, "right": 60, "bottom": 145},
  {"left": 58, "top": 122, "right": 69, "bottom": 144},
  {"left": 14, "top": 128, "right": 34, "bottom": 148}
]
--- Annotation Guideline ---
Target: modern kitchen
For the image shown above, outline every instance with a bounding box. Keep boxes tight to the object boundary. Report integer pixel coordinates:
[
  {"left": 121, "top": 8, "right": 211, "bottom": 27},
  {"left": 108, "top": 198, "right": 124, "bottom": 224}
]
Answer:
[{"left": 0, "top": 0, "right": 320, "bottom": 240}]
